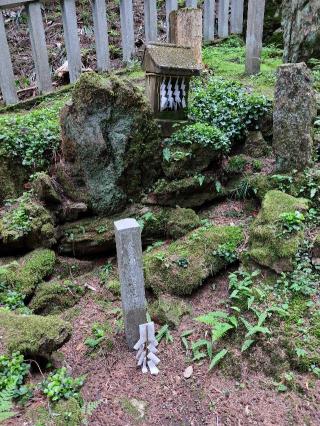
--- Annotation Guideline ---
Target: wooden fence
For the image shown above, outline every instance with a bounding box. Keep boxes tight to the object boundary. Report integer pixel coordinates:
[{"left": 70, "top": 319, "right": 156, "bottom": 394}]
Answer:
[{"left": 0, "top": 0, "right": 263, "bottom": 106}]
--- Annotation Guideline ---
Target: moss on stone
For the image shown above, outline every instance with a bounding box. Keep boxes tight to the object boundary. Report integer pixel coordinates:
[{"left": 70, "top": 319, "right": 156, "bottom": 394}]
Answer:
[
  {"left": 29, "top": 280, "right": 84, "bottom": 315},
  {"left": 107, "top": 279, "right": 121, "bottom": 297},
  {"left": 0, "top": 308, "right": 71, "bottom": 358},
  {"left": 166, "top": 207, "right": 201, "bottom": 239},
  {"left": 144, "top": 225, "right": 243, "bottom": 296},
  {"left": 149, "top": 294, "right": 191, "bottom": 328},
  {"left": 0, "top": 194, "right": 56, "bottom": 253},
  {"left": 249, "top": 190, "right": 309, "bottom": 272},
  {"left": 0, "top": 157, "right": 27, "bottom": 204},
  {"left": 4, "top": 249, "right": 56, "bottom": 298},
  {"left": 53, "top": 397, "right": 82, "bottom": 426}
]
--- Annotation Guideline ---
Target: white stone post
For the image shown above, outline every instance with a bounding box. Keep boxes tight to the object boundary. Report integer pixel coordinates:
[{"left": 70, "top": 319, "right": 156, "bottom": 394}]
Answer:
[
  {"left": 218, "top": 0, "right": 229, "bottom": 39},
  {"left": 230, "top": 0, "right": 244, "bottom": 34},
  {"left": 120, "top": 0, "right": 135, "bottom": 62},
  {"left": 186, "top": 0, "right": 197, "bottom": 7},
  {"left": 203, "top": 0, "right": 215, "bottom": 42},
  {"left": 114, "top": 219, "right": 147, "bottom": 349},
  {"left": 245, "top": 0, "right": 266, "bottom": 75},
  {"left": 92, "top": 0, "right": 110, "bottom": 71},
  {"left": 144, "top": 0, "right": 157, "bottom": 42}
]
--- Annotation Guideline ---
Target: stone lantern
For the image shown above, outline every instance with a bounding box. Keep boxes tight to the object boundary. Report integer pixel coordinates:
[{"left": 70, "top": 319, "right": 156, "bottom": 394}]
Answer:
[{"left": 142, "top": 43, "right": 201, "bottom": 121}]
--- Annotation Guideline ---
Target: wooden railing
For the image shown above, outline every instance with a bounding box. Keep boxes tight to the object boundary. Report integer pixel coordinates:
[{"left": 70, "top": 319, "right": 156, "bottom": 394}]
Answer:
[{"left": 0, "top": 0, "right": 246, "bottom": 106}]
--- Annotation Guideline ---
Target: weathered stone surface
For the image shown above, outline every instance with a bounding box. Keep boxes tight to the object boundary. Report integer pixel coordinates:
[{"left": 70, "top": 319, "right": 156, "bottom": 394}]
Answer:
[
  {"left": 31, "top": 172, "right": 62, "bottom": 206},
  {"left": 0, "top": 195, "right": 56, "bottom": 254},
  {"left": 0, "top": 157, "right": 27, "bottom": 205},
  {"left": 0, "top": 308, "right": 71, "bottom": 359},
  {"left": 282, "top": 0, "right": 320, "bottom": 63},
  {"left": 244, "top": 131, "right": 270, "bottom": 158},
  {"left": 58, "top": 205, "right": 200, "bottom": 256},
  {"left": 273, "top": 63, "right": 317, "bottom": 172},
  {"left": 60, "top": 73, "right": 162, "bottom": 215},
  {"left": 144, "top": 225, "right": 243, "bottom": 296},
  {"left": 249, "top": 190, "right": 309, "bottom": 273},
  {"left": 115, "top": 218, "right": 147, "bottom": 349}
]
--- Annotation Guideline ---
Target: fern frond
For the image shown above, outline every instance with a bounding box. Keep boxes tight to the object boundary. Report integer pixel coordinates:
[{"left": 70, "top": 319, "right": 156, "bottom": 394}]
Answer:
[{"left": 0, "top": 382, "right": 16, "bottom": 421}]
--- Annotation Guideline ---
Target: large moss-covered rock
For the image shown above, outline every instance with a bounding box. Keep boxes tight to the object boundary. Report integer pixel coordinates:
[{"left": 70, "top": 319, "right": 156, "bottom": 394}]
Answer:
[
  {"left": 249, "top": 190, "right": 309, "bottom": 273},
  {"left": 144, "top": 225, "right": 244, "bottom": 296},
  {"left": 0, "top": 308, "right": 71, "bottom": 358},
  {"left": 0, "top": 193, "right": 56, "bottom": 254},
  {"left": 4, "top": 249, "right": 56, "bottom": 298},
  {"left": 29, "top": 280, "right": 84, "bottom": 315},
  {"left": 282, "top": 0, "right": 320, "bottom": 63},
  {"left": 60, "top": 73, "right": 162, "bottom": 215},
  {"left": 273, "top": 63, "right": 317, "bottom": 173},
  {"left": 149, "top": 294, "right": 191, "bottom": 328},
  {"left": 58, "top": 205, "right": 200, "bottom": 256}
]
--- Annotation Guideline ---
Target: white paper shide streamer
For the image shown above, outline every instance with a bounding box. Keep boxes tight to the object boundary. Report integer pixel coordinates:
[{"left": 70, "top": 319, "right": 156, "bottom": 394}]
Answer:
[
  {"left": 134, "top": 322, "right": 160, "bottom": 375},
  {"left": 160, "top": 77, "right": 186, "bottom": 112}
]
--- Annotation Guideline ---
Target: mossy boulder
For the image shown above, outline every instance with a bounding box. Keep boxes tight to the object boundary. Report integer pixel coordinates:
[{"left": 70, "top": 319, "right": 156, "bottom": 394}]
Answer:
[
  {"left": 244, "top": 131, "right": 270, "bottom": 158},
  {"left": 27, "top": 397, "right": 82, "bottom": 426},
  {"left": 249, "top": 190, "right": 309, "bottom": 273},
  {"left": 144, "top": 174, "right": 226, "bottom": 208},
  {"left": 0, "top": 194, "right": 56, "bottom": 254},
  {"left": 60, "top": 73, "right": 162, "bottom": 215},
  {"left": 149, "top": 294, "right": 191, "bottom": 328},
  {"left": 4, "top": 249, "right": 56, "bottom": 298},
  {"left": 31, "top": 172, "right": 62, "bottom": 206},
  {"left": 29, "top": 280, "right": 84, "bottom": 315},
  {"left": 58, "top": 205, "right": 200, "bottom": 256},
  {"left": 0, "top": 308, "right": 71, "bottom": 359},
  {"left": 144, "top": 225, "right": 243, "bottom": 296}
]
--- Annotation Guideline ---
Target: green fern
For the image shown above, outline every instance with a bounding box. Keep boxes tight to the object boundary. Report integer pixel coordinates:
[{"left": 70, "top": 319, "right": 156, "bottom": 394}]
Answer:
[{"left": 0, "top": 382, "right": 16, "bottom": 421}]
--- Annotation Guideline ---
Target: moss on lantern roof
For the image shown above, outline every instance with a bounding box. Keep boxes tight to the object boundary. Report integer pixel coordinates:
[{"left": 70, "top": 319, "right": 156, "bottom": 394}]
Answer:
[{"left": 143, "top": 43, "right": 202, "bottom": 76}]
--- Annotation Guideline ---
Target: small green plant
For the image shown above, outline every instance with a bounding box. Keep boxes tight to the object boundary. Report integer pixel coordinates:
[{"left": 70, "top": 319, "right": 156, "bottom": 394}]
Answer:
[
  {"left": 42, "top": 367, "right": 84, "bottom": 402},
  {"left": 2, "top": 192, "right": 33, "bottom": 236},
  {"left": 229, "top": 269, "right": 262, "bottom": 309},
  {"left": 279, "top": 211, "right": 305, "bottom": 235},
  {"left": 252, "top": 159, "right": 262, "bottom": 172},
  {"left": 0, "top": 352, "right": 30, "bottom": 399},
  {"left": 137, "top": 212, "right": 156, "bottom": 230},
  {"left": 271, "top": 174, "right": 293, "bottom": 192},
  {"left": 0, "top": 383, "right": 16, "bottom": 422},
  {"left": 156, "top": 324, "right": 173, "bottom": 344},
  {"left": 85, "top": 323, "right": 106, "bottom": 350},
  {"left": 213, "top": 242, "right": 238, "bottom": 264},
  {"left": 226, "top": 155, "right": 247, "bottom": 174},
  {"left": 99, "top": 262, "right": 113, "bottom": 285},
  {"left": 175, "top": 257, "right": 189, "bottom": 268}
]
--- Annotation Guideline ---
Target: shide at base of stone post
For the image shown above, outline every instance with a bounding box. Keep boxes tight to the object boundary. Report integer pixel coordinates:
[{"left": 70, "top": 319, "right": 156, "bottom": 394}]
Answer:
[{"left": 114, "top": 218, "right": 147, "bottom": 350}]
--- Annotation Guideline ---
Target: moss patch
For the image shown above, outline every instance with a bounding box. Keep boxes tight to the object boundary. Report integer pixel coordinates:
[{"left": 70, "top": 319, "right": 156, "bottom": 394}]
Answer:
[
  {"left": 249, "top": 190, "right": 309, "bottom": 272},
  {"left": 0, "top": 308, "right": 71, "bottom": 359},
  {"left": 149, "top": 294, "right": 191, "bottom": 328},
  {"left": 144, "top": 225, "right": 243, "bottom": 296}
]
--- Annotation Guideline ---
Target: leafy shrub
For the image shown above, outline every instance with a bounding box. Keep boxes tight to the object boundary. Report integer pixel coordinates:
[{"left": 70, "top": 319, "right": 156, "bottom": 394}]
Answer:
[
  {"left": 164, "top": 122, "right": 230, "bottom": 159},
  {"left": 84, "top": 322, "right": 113, "bottom": 352},
  {"left": 0, "top": 352, "right": 30, "bottom": 399},
  {"left": 213, "top": 242, "right": 238, "bottom": 264},
  {"left": 0, "top": 282, "right": 28, "bottom": 312},
  {"left": 0, "top": 100, "right": 64, "bottom": 170},
  {"left": 189, "top": 77, "right": 271, "bottom": 141},
  {"left": 42, "top": 367, "right": 84, "bottom": 402},
  {"left": 2, "top": 192, "right": 32, "bottom": 236}
]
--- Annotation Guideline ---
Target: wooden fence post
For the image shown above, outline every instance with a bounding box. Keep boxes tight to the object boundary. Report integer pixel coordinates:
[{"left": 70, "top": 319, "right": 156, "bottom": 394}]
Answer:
[
  {"left": 0, "top": 11, "right": 18, "bottom": 104},
  {"left": 166, "top": 0, "right": 178, "bottom": 40},
  {"left": 26, "top": 1, "right": 52, "bottom": 93},
  {"left": 245, "top": 0, "right": 266, "bottom": 75},
  {"left": 92, "top": 0, "right": 109, "bottom": 71},
  {"left": 186, "top": 0, "right": 197, "bottom": 7},
  {"left": 230, "top": 0, "right": 244, "bottom": 34},
  {"left": 218, "top": 0, "right": 229, "bottom": 39},
  {"left": 144, "top": 0, "right": 157, "bottom": 43},
  {"left": 114, "top": 218, "right": 147, "bottom": 350},
  {"left": 203, "top": 0, "right": 215, "bottom": 42},
  {"left": 61, "top": 0, "right": 82, "bottom": 83},
  {"left": 120, "top": 0, "right": 135, "bottom": 62}
]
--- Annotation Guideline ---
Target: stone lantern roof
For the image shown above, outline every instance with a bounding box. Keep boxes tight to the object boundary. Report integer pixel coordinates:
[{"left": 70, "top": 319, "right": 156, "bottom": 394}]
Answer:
[{"left": 143, "top": 43, "right": 202, "bottom": 76}]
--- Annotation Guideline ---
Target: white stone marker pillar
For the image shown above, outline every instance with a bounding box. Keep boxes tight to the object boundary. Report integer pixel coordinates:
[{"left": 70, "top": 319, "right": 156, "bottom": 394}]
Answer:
[
  {"left": 203, "top": 0, "right": 215, "bottom": 42},
  {"left": 230, "top": 0, "right": 244, "bottom": 34},
  {"left": 218, "top": 0, "right": 229, "bottom": 39},
  {"left": 120, "top": 0, "right": 135, "bottom": 62},
  {"left": 144, "top": 0, "right": 158, "bottom": 42},
  {"left": 114, "top": 218, "right": 147, "bottom": 349},
  {"left": 245, "top": 0, "right": 266, "bottom": 75},
  {"left": 166, "top": 0, "right": 178, "bottom": 40}
]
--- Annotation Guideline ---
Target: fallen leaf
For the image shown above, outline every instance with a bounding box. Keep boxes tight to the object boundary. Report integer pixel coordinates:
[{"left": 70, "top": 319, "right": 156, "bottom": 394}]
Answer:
[{"left": 183, "top": 365, "right": 193, "bottom": 379}]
